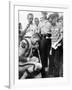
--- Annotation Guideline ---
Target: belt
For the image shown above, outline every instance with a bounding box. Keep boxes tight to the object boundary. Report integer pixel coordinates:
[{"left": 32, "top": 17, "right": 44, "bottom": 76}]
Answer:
[{"left": 41, "top": 33, "right": 51, "bottom": 39}]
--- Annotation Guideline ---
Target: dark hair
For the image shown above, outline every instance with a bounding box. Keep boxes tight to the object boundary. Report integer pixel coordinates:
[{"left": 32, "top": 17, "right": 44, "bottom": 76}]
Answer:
[
  {"left": 48, "top": 13, "right": 59, "bottom": 22},
  {"left": 27, "top": 13, "right": 34, "bottom": 19},
  {"left": 57, "top": 16, "right": 63, "bottom": 22},
  {"left": 34, "top": 17, "right": 39, "bottom": 20},
  {"left": 41, "top": 11, "right": 47, "bottom": 15}
]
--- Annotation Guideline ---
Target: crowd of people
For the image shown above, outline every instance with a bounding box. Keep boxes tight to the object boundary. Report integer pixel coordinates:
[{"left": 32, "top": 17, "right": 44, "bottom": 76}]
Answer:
[{"left": 18, "top": 11, "right": 63, "bottom": 79}]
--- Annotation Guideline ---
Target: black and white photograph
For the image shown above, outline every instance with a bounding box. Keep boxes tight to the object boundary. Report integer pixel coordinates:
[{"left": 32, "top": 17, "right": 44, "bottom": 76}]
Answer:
[
  {"left": 8, "top": 0, "right": 72, "bottom": 88},
  {"left": 0, "top": 0, "right": 72, "bottom": 89},
  {"left": 18, "top": 10, "right": 63, "bottom": 79}
]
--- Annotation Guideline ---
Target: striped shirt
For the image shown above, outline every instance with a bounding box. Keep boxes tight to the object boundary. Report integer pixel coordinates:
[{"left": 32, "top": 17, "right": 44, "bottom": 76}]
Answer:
[{"left": 51, "top": 22, "right": 63, "bottom": 45}]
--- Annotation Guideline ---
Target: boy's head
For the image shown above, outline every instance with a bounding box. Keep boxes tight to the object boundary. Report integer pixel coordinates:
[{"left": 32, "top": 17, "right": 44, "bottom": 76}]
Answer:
[{"left": 34, "top": 18, "right": 39, "bottom": 26}]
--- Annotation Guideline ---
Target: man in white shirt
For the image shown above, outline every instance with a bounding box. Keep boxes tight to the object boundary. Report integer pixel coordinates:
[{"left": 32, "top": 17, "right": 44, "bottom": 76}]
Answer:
[
  {"left": 22, "top": 13, "right": 36, "bottom": 38},
  {"left": 38, "top": 11, "right": 52, "bottom": 78}
]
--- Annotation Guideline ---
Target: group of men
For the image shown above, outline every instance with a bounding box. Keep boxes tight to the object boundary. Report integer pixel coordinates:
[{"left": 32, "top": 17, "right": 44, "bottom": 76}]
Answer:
[{"left": 18, "top": 11, "right": 63, "bottom": 79}]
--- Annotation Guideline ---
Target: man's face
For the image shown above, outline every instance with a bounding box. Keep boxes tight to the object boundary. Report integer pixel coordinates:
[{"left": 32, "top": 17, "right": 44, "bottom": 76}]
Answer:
[
  {"left": 52, "top": 17, "right": 57, "bottom": 24},
  {"left": 59, "top": 19, "right": 63, "bottom": 24},
  {"left": 34, "top": 18, "right": 39, "bottom": 26},
  {"left": 27, "top": 15, "right": 33, "bottom": 24},
  {"left": 41, "top": 12, "right": 47, "bottom": 19}
]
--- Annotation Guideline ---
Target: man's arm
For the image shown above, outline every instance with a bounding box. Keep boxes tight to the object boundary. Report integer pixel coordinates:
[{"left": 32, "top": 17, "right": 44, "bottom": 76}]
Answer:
[
  {"left": 21, "top": 24, "right": 30, "bottom": 37},
  {"left": 56, "top": 28, "right": 63, "bottom": 45},
  {"left": 38, "top": 23, "right": 41, "bottom": 38},
  {"left": 19, "top": 56, "right": 30, "bottom": 62}
]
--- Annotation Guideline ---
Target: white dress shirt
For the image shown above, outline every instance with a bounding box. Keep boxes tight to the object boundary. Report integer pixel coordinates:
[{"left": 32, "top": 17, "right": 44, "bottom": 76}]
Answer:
[{"left": 38, "top": 20, "right": 52, "bottom": 35}]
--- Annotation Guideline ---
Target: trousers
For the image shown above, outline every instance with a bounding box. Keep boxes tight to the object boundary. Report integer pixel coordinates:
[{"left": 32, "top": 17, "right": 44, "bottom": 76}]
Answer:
[{"left": 39, "top": 37, "right": 51, "bottom": 78}]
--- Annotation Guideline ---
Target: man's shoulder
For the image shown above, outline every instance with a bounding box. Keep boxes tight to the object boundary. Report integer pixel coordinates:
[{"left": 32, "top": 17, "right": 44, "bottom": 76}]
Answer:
[
  {"left": 29, "top": 24, "right": 35, "bottom": 29},
  {"left": 39, "top": 20, "right": 51, "bottom": 26},
  {"left": 32, "top": 24, "right": 37, "bottom": 27},
  {"left": 46, "top": 20, "right": 51, "bottom": 25},
  {"left": 45, "top": 20, "right": 52, "bottom": 28},
  {"left": 39, "top": 19, "right": 48, "bottom": 23}
]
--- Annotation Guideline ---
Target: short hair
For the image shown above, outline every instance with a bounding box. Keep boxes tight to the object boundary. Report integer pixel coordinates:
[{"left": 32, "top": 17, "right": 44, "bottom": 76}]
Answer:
[
  {"left": 41, "top": 11, "right": 47, "bottom": 15},
  {"left": 34, "top": 17, "right": 39, "bottom": 20},
  {"left": 34, "top": 17, "right": 39, "bottom": 21},
  {"left": 48, "top": 13, "right": 59, "bottom": 21},
  {"left": 27, "top": 13, "right": 34, "bottom": 19}
]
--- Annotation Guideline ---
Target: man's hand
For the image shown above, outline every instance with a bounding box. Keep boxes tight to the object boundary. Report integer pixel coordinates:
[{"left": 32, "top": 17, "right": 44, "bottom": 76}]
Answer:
[
  {"left": 27, "top": 57, "right": 29, "bottom": 61},
  {"left": 22, "top": 23, "right": 30, "bottom": 37},
  {"left": 26, "top": 23, "right": 30, "bottom": 29}
]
